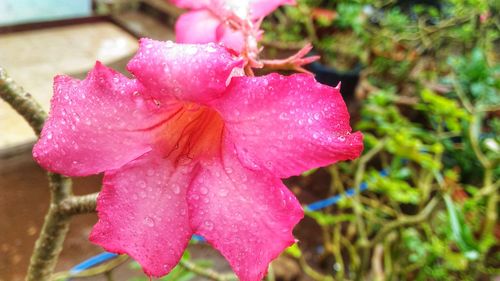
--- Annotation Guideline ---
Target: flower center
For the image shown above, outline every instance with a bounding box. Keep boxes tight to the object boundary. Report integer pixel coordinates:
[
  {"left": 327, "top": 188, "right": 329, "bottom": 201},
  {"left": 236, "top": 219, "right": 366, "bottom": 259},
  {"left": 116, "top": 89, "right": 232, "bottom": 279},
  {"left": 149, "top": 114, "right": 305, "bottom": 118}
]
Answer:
[{"left": 157, "top": 102, "right": 224, "bottom": 164}]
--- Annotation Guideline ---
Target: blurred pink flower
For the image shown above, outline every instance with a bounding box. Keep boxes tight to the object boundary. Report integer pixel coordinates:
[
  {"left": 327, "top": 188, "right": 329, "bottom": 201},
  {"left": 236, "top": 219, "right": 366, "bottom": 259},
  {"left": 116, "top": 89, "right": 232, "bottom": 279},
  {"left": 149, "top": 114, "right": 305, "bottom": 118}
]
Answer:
[
  {"left": 33, "top": 39, "right": 363, "bottom": 281},
  {"left": 172, "top": 0, "right": 295, "bottom": 52}
]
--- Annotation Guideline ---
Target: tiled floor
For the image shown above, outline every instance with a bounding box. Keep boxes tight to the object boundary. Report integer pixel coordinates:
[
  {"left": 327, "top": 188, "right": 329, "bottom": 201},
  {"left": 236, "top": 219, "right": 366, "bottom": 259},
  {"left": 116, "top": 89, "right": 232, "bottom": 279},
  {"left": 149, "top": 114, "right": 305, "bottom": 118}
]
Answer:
[{"left": 0, "top": 22, "right": 138, "bottom": 151}]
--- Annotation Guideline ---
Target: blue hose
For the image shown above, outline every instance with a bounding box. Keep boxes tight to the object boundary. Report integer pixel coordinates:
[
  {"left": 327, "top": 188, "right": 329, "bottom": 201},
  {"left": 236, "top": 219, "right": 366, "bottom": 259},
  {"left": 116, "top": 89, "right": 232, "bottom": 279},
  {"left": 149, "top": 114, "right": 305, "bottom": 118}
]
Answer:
[
  {"left": 68, "top": 252, "right": 118, "bottom": 278},
  {"left": 304, "top": 168, "right": 388, "bottom": 211}
]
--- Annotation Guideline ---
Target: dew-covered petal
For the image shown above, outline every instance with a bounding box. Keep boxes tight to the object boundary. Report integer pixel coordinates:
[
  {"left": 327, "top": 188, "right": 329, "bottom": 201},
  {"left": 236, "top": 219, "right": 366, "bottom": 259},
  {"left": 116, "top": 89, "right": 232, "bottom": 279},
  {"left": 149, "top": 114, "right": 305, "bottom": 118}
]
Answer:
[
  {"left": 175, "top": 10, "right": 220, "bottom": 45},
  {"left": 171, "top": 0, "right": 293, "bottom": 19},
  {"left": 215, "top": 73, "right": 363, "bottom": 178},
  {"left": 175, "top": 9, "right": 245, "bottom": 52},
  {"left": 187, "top": 142, "right": 303, "bottom": 281},
  {"left": 90, "top": 152, "right": 194, "bottom": 277},
  {"left": 170, "top": 0, "right": 211, "bottom": 9},
  {"left": 127, "top": 38, "right": 242, "bottom": 104},
  {"left": 249, "top": 0, "right": 296, "bottom": 19},
  {"left": 216, "top": 24, "right": 245, "bottom": 53},
  {"left": 33, "top": 62, "right": 174, "bottom": 177}
]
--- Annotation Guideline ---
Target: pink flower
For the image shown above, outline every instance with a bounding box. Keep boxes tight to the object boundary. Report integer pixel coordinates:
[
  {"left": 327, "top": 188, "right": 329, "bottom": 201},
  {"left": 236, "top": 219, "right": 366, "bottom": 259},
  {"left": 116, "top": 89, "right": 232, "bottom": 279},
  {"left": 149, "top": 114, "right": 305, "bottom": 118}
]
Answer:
[
  {"left": 172, "top": 0, "right": 295, "bottom": 52},
  {"left": 33, "top": 39, "right": 363, "bottom": 281}
]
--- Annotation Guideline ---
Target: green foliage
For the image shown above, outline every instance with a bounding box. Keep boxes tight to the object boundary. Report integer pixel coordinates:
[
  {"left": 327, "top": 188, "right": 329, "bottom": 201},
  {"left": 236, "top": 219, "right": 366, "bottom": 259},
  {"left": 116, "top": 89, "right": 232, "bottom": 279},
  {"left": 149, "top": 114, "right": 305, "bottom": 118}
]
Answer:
[
  {"left": 266, "top": 0, "right": 499, "bottom": 279},
  {"left": 305, "top": 210, "right": 356, "bottom": 225},
  {"left": 448, "top": 48, "right": 500, "bottom": 106},
  {"left": 369, "top": 171, "right": 420, "bottom": 204}
]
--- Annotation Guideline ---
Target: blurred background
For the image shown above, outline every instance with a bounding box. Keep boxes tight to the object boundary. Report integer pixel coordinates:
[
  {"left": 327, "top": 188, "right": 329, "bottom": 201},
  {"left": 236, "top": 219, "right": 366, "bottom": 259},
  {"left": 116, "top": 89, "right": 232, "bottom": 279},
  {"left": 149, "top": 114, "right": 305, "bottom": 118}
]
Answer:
[{"left": 0, "top": 0, "right": 498, "bottom": 280}]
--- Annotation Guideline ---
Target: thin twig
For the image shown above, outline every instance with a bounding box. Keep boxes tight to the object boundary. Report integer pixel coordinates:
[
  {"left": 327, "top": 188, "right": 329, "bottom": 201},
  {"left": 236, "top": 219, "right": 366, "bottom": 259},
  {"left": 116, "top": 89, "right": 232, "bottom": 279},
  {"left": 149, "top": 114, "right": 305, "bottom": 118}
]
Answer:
[
  {"left": 298, "top": 257, "right": 333, "bottom": 281},
  {"left": 51, "top": 255, "right": 129, "bottom": 280},
  {"left": 179, "top": 260, "right": 237, "bottom": 281},
  {"left": 370, "top": 197, "right": 439, "bottom": 246},
  {"left": 353, "top": 139, "right": 387, "bottom": 279}
]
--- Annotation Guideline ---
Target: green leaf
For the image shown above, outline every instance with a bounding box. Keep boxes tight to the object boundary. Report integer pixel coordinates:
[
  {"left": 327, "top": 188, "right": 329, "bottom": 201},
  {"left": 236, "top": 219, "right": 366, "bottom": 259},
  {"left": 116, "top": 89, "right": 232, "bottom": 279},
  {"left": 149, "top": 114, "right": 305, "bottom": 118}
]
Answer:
[
  {"left": 443, "top": 194, "right": 479, "bottom": 260},
  {"left": 285, "top": 243, "right": 302, "bottom": 258}
]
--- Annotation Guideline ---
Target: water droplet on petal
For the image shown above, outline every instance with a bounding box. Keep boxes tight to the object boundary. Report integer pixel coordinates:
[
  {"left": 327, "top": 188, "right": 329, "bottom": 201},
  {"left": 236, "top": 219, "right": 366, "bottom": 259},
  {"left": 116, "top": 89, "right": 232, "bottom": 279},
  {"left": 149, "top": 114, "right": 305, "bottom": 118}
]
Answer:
[
  {"left": 279, "top": 112, "right": 288, "bottom": 120},
  {"left": 204, "top": 220, "right": 214, "bottom": 230},
  {"left": 144, "top": 216, "right": 155, "bottom": 227},
  {"left": 218, "top": 189, "right": 229, "bottom": 197},
  {"left": 200, "top": 187, "right": 208, "bottom": 195},
  {"left": 206, "top": 43, "right": 217, "bottom": 53},
  {"left": 186, "top": 47, "right": 198, "bottom": 55}
]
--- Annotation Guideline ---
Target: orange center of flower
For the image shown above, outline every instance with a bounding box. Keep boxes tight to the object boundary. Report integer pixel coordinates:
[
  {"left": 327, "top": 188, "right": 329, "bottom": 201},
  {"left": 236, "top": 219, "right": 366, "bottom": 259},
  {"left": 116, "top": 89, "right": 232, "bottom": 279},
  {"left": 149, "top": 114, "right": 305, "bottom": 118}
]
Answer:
[{"left": 158, "top": 102, "right": 225, "bottom": 164}]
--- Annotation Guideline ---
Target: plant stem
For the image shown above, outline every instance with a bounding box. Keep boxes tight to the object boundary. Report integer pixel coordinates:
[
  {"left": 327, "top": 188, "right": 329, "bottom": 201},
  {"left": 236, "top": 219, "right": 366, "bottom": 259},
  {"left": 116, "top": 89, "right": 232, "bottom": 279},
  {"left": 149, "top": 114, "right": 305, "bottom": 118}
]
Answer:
[
  {"left": 298, "top": 257, "right": 333, "bottom": 281},
  {"left": 26, "top": 174, "right": 73, "bottom": 281},
  {"left": 179, "top": 260, "right": 237, "bottom": 281},
  {"left": 0, "top": 67, "right": 47, "bottom": 135},
  {"left": 469, "top": 113, "right": 491, "bottom": 169},
  {"left": 0, "top": 69, "right": 77, "bottom": 281},
  {"left": 481, "top": 169, "right": 497, "bottom": 243},
  {"left": 59, "top": 192, "right": 99, "bottom": 216},
  {"left": 370, "top": 197, "right": 439, "bottom": 246},
  {"left": 353, "top": 139, "right": 386, "bottom": 280}
]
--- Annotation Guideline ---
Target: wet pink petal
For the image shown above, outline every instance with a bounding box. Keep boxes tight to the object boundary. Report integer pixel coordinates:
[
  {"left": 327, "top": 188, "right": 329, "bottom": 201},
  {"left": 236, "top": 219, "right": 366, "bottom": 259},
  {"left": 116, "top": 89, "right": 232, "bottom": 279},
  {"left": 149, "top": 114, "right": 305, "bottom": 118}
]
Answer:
[
  {"left": 171, "top": 0, "right": 294, "bottom": 19},
  {"left": 33, "top": 62, "right": 172, "bottom": 176},
  {"left": 215, "top": 73, "right": 363, "bottom": 178},
  {"left": 188, "top": 140, "right": 303, "bottom": 281},
  {"left": 90, "top": 152, "right": 195, "bottom": 277},
  {"left": 170, "top": 0, "right": 211, "bottom": 9},
  {"left": 216, "top": 24, "right": 246, "bottom": 53},
  {"left": 127, "top": 38, "right": 242, "bottom": 104},
  {"left": 175, "top": 10, "right": 220, "bottom": 45},
  {"left": 171, "top": 0, "right": 294, "bottom": 53},
  {"left": 249, "top": 0, "right": 296, "bottom": 19}
]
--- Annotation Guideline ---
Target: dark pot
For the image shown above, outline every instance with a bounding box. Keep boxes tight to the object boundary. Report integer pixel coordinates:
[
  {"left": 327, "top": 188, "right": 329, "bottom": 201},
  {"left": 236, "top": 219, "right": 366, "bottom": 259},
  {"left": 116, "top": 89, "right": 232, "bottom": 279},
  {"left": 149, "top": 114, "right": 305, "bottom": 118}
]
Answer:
[
  {"left": 307, "top": 61, "right": 363, "bottom": 101},
  {"left": 396, "top": 0, "right": 442, "bottom": 21},
  {"left": 396, "top": 0, "right": 441, "bottom": 9}
]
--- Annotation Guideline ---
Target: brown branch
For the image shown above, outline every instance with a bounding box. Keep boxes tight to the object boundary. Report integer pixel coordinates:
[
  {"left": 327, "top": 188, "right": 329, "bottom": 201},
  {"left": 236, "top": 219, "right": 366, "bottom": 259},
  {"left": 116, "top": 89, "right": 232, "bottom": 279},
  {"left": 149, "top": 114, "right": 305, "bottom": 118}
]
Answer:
[
  {"left": 0, "top": 67, "right": 47, "bottom": 135},
  {"left": 0, "top": 69, "right": 76, "bottom": 281},
  {"left": 60, "top": 193, "right": 99, "bottom": 216},
  {"left": 26, "top": 174, "right": 73, "bottom": 281}
]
